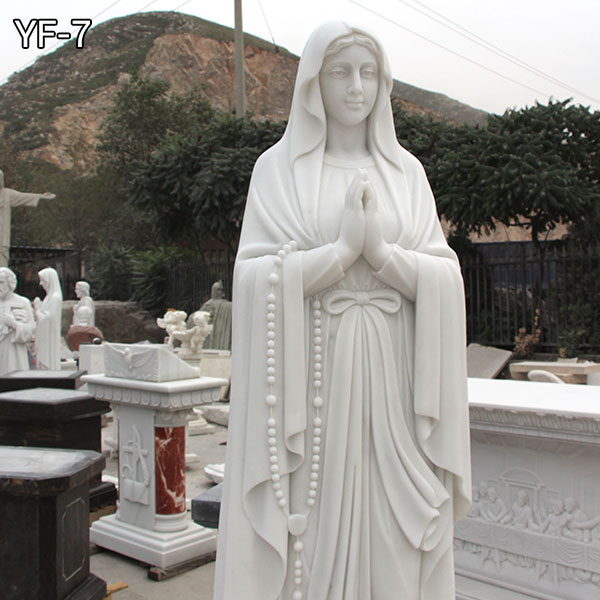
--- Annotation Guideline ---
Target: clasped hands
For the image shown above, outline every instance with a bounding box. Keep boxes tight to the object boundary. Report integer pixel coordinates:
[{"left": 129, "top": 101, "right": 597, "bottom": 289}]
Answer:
[{"left": 334, "top": 169, "right": 391, "bottom": 272}]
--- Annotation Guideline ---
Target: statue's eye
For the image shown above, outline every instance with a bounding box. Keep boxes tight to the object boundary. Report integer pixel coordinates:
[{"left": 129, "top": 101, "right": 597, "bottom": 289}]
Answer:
[
  {"left": 361, "top": 67, "right": 377, "bottom": 79},
  {"left": 328, "top": 67, "right": 348, "bottom": 78}
]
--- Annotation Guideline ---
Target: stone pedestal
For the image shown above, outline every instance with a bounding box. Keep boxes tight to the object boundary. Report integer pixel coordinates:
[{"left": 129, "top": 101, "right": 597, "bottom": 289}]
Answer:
[
  {"left": 0, "top": 446, "right": 106, "bottom": 600},
  {"left": 0, "top": 387, "right": 116, "bottom": 512},
  {"left": 0, "top": 369, "right": 85, "bottom": 392},
  {"left": 455, "top": 378, "right": 600, "bottom": 600},
  {"left": 85, "top": 369, "right": 227, "bottom": 569}
]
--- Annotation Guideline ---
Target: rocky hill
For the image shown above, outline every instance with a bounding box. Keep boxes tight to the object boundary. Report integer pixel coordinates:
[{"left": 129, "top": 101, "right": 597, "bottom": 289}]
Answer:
[{"left": 0, "top": 11, "right": 488, "bottom": 175}]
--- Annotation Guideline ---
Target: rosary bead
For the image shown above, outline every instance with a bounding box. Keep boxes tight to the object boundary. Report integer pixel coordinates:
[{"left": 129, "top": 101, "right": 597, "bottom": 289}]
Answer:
[
  {"left": 265, "top": 394, "right": 277, "bottom": 407},
  {"left": 268, "top": 417, "right": 276, "bottom": 427},
  {"left": 268, "top": 293, "right": 276, "bottom": 303}
]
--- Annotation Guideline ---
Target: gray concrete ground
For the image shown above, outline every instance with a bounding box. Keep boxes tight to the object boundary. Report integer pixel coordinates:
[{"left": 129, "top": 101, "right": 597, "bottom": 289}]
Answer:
[{"left": 91, "top": 416, "right": 228, "bottom": 600}]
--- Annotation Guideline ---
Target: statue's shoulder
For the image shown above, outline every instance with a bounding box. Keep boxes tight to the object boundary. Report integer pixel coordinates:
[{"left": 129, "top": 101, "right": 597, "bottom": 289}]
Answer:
[{"left": 252, "top": 141, "right": 287, "bottom": 177}]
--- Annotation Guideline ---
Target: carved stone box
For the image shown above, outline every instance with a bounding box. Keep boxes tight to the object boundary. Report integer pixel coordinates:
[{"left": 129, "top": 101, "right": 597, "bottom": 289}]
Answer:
[{"left": 455, "top": 378, "right": 600, "bottom": 600}]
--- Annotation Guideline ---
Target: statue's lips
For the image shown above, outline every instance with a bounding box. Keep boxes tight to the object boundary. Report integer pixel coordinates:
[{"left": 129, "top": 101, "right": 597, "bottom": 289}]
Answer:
[{"left": 345, "top": 100, "right": 365, "bottom": 107}]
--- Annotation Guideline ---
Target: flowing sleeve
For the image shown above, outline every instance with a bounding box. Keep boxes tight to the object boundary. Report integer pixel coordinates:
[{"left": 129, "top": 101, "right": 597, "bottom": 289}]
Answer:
[
  {"left": 375, "top": 155, "right": 471, "bottom": 522},
  {"left": 216, "top": 150, "right": 315, "bottom": 599},
  {"left": 7, "top": 189, "right": 43, "bottom": 207},
  {"left": 13, "top": 299, "right": 35, "bottom": 344}
]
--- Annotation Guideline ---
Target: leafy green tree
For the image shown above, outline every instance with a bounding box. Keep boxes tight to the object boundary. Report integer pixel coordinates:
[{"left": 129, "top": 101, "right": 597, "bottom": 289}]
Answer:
[
  {"left": 97, "top": 76, "right": 214, "bottom": 182},
  {"left": 434, "top": 100, "right": 600, "bottom": 255},
  {"left": 128, "top": 116, "right": 286, "bottom": 252}
]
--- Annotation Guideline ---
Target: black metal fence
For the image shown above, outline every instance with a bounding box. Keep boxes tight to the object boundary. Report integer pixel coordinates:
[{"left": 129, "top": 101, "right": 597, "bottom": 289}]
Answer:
[
  {"left": 9, "top": 246, "right": 82, "bottom": 301},
  {"left": 165, "top": 242, "right": 600, "bottom": 354},
  {"left": 461, "top": 242, "right": 600, "bottom": 353},
  {"left": 166, "top": 249, "right": 234, "bottom": 315}
]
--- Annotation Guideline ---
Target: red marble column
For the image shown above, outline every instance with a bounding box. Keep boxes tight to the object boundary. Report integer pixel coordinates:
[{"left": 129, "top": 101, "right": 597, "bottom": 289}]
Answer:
[{"left": 155, "top": 426, "right": 186, "bottom": 514}]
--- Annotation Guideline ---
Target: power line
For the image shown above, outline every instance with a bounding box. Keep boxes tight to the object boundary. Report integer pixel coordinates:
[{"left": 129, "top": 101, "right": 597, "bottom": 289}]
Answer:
[
  {"left": 394, "top": 0, "right": 600, "bottom": 105},
  {"left": 256, "top": 0, "right": 278, "bottom": 49},
  {"left": 349, "top": 0, "right": 553, "bottom": 99}
]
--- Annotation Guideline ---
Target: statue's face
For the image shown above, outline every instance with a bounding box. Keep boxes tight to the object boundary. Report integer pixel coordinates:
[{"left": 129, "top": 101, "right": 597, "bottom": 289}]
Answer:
[
  {"left": 75, "top": 282, "right": 86, "bottom": 298},
  {"left": 319, "top": 43, "right": 378, "bottom": 129}
]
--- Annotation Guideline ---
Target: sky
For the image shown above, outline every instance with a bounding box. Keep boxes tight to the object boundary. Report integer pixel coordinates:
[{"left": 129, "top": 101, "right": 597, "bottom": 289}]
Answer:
[{"left": 1, "top": 0, "right": 599, "bottom": 116}]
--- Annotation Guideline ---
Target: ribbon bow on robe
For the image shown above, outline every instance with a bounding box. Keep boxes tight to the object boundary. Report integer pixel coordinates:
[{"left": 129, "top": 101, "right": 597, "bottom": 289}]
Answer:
[{"left": 322, "top": 288, "right": 402, "bottom": 315}]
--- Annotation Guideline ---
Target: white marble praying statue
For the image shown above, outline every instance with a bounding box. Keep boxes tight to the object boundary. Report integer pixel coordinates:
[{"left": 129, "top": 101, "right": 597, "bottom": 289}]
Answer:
[
  {"left": 72, "top": 281, "right": 95, "bottom": 326},
  {"left": 214, "top": 21, "right": 471, "bottom": 600},
  {"left": 0, "top": 169, "right": 56, "bottom": 267},
  {"left": 33, "top": 267, "right": 63, "bottom": 370},
  {"left": 0, "top": 267, "right": 35, "bottom": 375}
]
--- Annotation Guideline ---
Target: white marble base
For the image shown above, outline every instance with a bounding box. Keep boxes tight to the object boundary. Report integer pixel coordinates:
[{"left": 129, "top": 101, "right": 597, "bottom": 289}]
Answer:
[
  {"left": 188, "top": 413, "right": 215, "bottom": 436},
  {"left": 90, "top": 514, "right": 216, "bottom": 569},
  {"left": 456, "top": 573, "right": 545, "bottom": 600}
]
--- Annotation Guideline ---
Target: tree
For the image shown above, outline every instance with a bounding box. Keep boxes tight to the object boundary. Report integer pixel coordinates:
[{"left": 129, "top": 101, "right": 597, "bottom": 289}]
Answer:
[
  {"left": 96, "top": 76, "right": 216, "bottom": 251},
  {"left": 97, "top": 76, "right": 214, "bottom": 183},
  {"left": 434, "top": 100, "right": 600, "bottom": 255},
  {"left": 127, "top": 115, "right": 286, "bottom": 252}
]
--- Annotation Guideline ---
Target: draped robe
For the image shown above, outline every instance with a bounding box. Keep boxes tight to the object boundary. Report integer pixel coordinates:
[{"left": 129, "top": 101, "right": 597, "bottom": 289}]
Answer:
[{"left": 214, "top": 20, "right": 470, "bottom": 600}]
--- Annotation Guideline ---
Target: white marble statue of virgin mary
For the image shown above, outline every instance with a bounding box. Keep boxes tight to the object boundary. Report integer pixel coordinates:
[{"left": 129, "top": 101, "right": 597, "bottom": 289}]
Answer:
[
  {"left": 33, "top": 267, "right": 63, "bottom": 370},
  {"left": 214, "top": 21, "right": 471, "bottom": 600}
]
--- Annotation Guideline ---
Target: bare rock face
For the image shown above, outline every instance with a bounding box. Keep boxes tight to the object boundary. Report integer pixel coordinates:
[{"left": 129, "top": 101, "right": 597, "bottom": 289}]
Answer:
[
  {"left": 0, "top": 12, "right": 486, "bottom": 176},
  {"left": 62, "top": 300, "right": 164, "bottom": 343},
  {"left": 140, "top": 34, "right": 298, "bottom": 121}
]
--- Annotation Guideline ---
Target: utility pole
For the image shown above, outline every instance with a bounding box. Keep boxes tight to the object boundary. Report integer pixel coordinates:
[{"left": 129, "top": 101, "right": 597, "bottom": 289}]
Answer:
[{"left": 234, "top": 0, "right": 246, "bottom": 116}]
